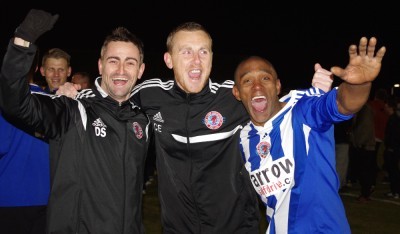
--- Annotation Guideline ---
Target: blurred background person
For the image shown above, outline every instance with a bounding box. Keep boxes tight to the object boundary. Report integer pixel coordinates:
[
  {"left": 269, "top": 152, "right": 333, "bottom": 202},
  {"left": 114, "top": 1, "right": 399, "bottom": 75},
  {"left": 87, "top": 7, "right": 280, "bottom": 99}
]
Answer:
[
  {"left": 349, "top": 104, "right": 377, "bottom": 202},
  {"left": 0, "top": 49, "right": 50, "bottom": 234},
  {"left": 368, "top": 88, "right": 389, "bottom": 183},
  {"left": 71, "top": 71, "right": 92, "bottom": 90},
  {"left": 383, "top": 96, "right": 400, "bottom": 199},
  {"left": 40, "top": 48, "right": 71, "bottom": 94},
  {"left": 335, "top": 119, "right": 352, "bottom": 191}
]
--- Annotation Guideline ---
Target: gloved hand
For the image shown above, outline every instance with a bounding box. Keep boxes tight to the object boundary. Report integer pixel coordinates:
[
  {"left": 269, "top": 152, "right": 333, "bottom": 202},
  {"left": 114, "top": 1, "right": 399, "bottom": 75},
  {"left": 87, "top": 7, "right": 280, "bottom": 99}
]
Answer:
[{"left": 14, "top": 9, "right": 59, "bottom": 43}]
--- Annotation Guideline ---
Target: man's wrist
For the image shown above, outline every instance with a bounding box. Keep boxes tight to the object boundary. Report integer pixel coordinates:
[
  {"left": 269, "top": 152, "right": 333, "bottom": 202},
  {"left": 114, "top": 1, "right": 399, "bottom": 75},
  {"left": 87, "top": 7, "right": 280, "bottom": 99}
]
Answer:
[{"left": 13, "top": 37, "right": 30, "bottom": 47}]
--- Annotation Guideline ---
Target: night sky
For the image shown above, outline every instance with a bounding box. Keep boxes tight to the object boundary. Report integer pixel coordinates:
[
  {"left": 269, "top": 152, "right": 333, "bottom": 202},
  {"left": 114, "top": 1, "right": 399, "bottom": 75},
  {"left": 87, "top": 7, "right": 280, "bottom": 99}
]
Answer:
[{"left": 1, "top": 2, "right": 399, "bottom": 95}]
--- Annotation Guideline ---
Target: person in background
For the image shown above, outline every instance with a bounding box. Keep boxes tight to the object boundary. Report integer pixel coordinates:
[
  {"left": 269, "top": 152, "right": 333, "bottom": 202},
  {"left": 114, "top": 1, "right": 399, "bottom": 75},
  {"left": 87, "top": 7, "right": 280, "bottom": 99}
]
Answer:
[
  {"left": 368, "top": 88, "right": 389, "bottom": 182},
  {"left": 0, "top": 49, "right": 50, "bottom": 234},
  {"left": 334, "top": 118, "right": 352, "bottom": 191},
  {"left": 0, "top": 9, "right": 150, "bottom": 233},
  {"left": 232, "top": 36, "right": 386, "bottom": 233},
  {"left": 383, "top": 96, "right": 400, "bottom": 199},
  {"left": 349, "top": 103, "right": 376, "bottom": 202},
  {"left": 40, "top": 47, "right": 71, "bottom": 94},
  {"left": 71, "top": 71, "right": 92, "bottom": 90}
]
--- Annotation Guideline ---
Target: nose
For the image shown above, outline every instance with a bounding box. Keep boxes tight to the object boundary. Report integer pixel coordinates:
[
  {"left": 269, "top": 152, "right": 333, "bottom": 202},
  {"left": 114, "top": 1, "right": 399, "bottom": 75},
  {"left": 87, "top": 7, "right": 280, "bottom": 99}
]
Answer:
[
  {"left": 116, "top": 63, "right": 125, "bottom": 74},
  {"left": 252, "top": 79, "right": 262, "bottom": 90},
  {"left": 192, "top": 52, "right": 201, "bottom": 64}
]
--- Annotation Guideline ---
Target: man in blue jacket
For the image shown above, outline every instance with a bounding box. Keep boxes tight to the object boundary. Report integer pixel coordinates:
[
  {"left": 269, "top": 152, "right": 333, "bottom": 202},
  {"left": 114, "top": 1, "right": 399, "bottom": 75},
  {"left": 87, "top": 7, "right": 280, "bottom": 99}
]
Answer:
[{"left": 0, "top": 49, "right": 50, "bottom": 234}]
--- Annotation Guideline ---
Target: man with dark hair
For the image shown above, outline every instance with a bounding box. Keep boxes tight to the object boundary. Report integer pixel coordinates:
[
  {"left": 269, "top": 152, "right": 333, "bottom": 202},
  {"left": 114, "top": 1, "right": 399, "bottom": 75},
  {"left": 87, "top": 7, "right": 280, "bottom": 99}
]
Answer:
[
  {"left": 71, "top": 71, "right": 92, "bottom": 89},
  {"left": 0, "top": 9, "right": 150, "bottom": 233},
  {"left": 232, "top": 37, "right": 385, "bottom": 233}
]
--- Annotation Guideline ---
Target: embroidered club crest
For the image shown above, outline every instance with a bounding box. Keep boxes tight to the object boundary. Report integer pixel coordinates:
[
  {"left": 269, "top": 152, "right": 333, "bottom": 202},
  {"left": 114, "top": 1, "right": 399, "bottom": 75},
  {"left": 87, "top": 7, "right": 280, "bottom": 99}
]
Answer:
[
  {"left": 256, "top": 141, "right": 270, "bottom": 158},
  {"left": 204, "top": 111, "right": 224, "bottom": 130},
  {"left": 133, "top": 122, "right": 143, "bottom": 139}
]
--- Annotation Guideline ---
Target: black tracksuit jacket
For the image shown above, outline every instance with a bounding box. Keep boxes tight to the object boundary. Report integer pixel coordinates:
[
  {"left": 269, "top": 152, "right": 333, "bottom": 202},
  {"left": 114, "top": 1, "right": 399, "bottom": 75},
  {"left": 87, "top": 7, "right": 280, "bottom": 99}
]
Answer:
[
  {"left": 0, "top": 41, "right": 150, "bottom": 234},
  {"left": 132, "top": 78, "right": 260, "bottom": 234}
]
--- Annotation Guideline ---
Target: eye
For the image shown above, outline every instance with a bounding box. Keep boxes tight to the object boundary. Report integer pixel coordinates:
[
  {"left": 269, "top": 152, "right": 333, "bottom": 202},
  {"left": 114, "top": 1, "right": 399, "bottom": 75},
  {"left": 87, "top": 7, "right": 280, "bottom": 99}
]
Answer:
[
  {"left": 242, "top": 78, "right": 252, "bottom": 85},
  {"left": 126, "top": 61, "right": 137, "bottom": 66},
  {"left": 181, "top": 49, "right": 192, "bottom": 55},
  {"left": 262, "top": 76, "right": 270, "bottom": 81},
  {"left": 199, "top": 49, "right": 208, "bottom": 55}
]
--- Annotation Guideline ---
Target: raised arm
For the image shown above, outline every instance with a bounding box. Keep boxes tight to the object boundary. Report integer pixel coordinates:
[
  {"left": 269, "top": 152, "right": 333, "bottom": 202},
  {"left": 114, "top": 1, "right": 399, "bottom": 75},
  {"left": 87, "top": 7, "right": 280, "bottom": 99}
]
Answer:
[
  {"left": 0, "top": 9, "right": 62, "bottom": 137},
  {"left": 0, "top": 9, "right": 58, "bottom": 115},
  {"left": 331, "top": 37, "right": 386, "bottom": 115}
]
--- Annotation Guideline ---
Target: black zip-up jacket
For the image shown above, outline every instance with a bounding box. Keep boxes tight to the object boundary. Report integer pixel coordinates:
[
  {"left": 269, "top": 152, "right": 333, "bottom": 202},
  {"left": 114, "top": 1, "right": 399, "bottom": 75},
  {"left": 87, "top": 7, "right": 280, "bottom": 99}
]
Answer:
[
  {"left": 132, "top": 78, "right": 260, "bottom": 233},
  {"left": 0, "top": 41, "right": 150, "bottom": 234}
]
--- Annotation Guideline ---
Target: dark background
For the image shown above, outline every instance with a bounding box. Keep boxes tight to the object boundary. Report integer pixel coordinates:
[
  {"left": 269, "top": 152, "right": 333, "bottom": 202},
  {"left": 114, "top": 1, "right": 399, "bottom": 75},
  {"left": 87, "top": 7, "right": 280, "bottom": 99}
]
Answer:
[{"left": 1, "top": 2, "right": 399, "bottom": 95}]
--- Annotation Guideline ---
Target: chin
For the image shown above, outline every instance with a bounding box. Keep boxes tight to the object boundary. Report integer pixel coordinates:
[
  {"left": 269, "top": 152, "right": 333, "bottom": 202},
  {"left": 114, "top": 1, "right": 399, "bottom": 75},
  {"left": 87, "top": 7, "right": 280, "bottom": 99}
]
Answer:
[{"left": 251, "top": 114, "right": 267, "bottom": 124}]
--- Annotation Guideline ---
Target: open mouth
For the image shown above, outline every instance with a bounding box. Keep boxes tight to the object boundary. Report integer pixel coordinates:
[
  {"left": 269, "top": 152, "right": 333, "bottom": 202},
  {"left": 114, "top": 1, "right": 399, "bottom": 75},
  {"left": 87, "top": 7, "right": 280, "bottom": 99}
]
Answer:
[
  {"left": 251, "top": 96, "right": 267, "bottom": 112},
  {"left": 112, "top": 77, "right": 128, "bottom": 85},
  {"left": 189, "top": 69, "right": 201, "bottom": 79}
]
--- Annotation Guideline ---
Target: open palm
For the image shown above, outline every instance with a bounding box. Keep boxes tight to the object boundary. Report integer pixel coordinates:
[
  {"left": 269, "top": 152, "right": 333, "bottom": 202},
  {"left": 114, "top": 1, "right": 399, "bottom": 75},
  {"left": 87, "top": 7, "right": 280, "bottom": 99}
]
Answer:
[{"left": 331, "top": 37, "right": 386, "bottom": 85}]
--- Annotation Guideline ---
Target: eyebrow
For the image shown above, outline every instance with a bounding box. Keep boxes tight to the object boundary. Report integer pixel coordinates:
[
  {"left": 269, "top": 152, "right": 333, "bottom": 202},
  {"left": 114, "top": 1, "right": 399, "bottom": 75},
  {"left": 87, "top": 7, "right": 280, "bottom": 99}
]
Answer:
[{"left": 106, "top": 56, "right": 139, "bottom": 62}]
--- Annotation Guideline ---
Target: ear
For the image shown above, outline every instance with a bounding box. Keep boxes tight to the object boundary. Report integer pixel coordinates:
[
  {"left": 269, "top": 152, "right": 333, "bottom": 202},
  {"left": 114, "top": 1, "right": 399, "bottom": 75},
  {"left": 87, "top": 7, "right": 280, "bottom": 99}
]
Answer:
[
  {"left": 40, "top": 66, "right": 45, "bottom": 76},
  {"left": 276, "top": 79, "right": 282, "bottom": 96},
  {"left": 232, "top": 85, "right": 241, "bottom": 101},
  {"left": 67, "top": 67, "right": 72, "bottom": 77},
  {"left": 164, "top": 52, "right": 173, "bottom": 69},
  {"left": 138, "top": 63, "right": 145, "bottom": 80},
  {"left": 98, "top": 58, "right": 102, "bottom": 75}
]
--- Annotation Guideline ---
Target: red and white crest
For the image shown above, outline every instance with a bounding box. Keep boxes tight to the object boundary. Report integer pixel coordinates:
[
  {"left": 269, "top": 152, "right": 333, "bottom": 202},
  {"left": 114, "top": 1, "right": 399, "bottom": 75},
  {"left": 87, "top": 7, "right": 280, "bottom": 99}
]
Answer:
[
  {"left": 256, "top": 141, "right": 270, "bottom": 158},
  {"left": 204, "top": 111, "right": 224, "bottom": 130},
  {"left": 132, "top": 122, "right": 143, "bottom": 139}
]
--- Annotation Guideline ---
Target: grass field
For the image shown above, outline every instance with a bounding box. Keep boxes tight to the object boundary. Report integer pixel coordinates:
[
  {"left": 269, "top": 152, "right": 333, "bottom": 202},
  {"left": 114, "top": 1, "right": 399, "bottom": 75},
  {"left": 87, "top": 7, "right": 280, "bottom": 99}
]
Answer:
[{"left": 142, "top": 174, "right": 400, "bottom": 233}]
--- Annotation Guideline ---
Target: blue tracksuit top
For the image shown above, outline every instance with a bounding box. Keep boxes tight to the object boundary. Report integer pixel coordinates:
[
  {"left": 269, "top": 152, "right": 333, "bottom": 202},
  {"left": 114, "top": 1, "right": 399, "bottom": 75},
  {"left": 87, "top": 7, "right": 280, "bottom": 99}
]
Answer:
[{"left": 0, "top": 83, "right": 50, "bottom": 206}]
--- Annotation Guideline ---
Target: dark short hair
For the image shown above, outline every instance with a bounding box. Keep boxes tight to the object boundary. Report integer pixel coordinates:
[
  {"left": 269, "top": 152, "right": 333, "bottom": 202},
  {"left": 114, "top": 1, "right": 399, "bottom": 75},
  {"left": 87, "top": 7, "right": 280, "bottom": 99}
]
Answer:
[
  {"left": 101, "top": 27, "right": 144, "bottom": 64},
  {"left": 73, "top": 71, "right": 90, "bottom": 78}
]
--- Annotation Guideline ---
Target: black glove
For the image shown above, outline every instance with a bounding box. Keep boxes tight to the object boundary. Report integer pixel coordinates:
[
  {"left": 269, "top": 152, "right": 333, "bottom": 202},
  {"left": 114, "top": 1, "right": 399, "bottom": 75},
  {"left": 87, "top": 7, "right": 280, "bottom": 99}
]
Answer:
[{"left": 14, "top": 9, "right": 59, "bottom": 43}]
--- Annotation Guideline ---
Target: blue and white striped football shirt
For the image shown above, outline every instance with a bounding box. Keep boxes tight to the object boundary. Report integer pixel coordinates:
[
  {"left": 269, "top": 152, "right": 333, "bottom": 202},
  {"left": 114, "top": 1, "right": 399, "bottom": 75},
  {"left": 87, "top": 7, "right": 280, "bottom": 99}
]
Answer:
[{"left": 239, "top": 87, "right": 352, "bottom": 233}]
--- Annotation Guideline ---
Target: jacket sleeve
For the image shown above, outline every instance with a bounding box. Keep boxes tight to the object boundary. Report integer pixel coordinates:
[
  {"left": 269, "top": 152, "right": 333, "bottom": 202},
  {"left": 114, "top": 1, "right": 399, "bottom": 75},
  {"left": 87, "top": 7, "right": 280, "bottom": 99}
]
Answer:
[{"left": 0, "top": 40, "right": 73, "bottom": 139}]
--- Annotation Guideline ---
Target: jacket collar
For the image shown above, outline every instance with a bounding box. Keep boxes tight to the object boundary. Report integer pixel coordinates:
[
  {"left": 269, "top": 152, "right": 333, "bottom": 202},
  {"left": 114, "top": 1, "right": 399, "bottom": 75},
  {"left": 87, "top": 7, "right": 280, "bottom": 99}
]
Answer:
[{"left": 173, "top": 79, "right": 211, "bottom": 100}]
